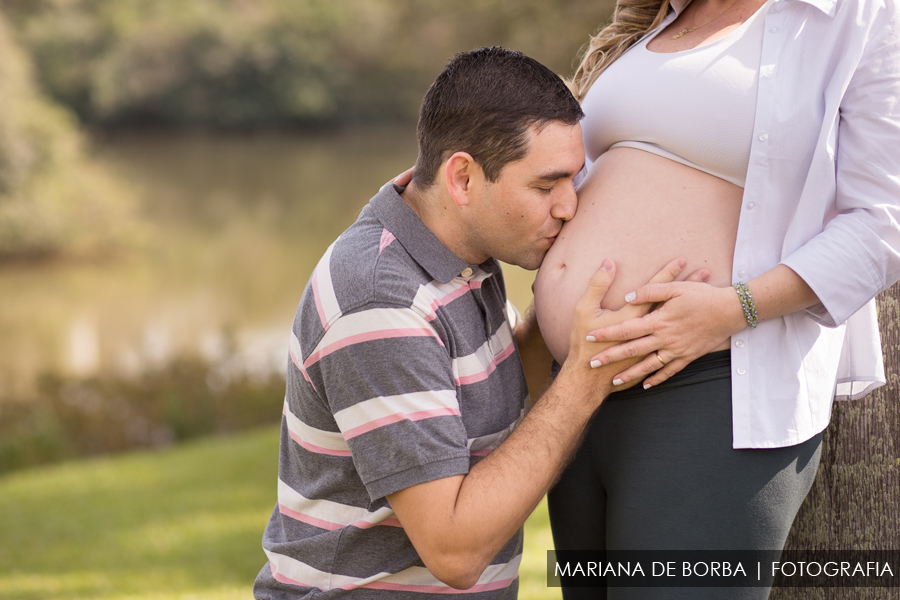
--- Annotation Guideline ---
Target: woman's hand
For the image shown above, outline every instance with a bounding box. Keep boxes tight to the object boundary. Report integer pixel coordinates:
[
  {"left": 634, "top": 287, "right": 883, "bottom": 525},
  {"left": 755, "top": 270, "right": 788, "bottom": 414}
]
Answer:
[
  {"left": 391, "top": 166, "right": 415, "bottom": 186},
  {"left": 586, "top": 281, "right": 747, "bottom": 389},
  {"left": 567, "top": 259, "right": 711, "bottom": 392}
]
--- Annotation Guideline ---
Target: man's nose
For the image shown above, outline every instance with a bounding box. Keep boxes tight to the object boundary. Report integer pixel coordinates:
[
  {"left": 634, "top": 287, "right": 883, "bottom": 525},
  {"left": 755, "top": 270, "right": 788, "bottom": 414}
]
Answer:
[{"left": 551, "top": 185, "right": 578, "bottom": 222}]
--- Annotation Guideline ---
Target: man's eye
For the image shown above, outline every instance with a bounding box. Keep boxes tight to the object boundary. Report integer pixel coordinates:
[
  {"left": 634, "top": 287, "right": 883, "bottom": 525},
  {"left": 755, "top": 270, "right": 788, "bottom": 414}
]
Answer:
[{"left": 536, "top": 186, "right": 553, "bottom": 194}]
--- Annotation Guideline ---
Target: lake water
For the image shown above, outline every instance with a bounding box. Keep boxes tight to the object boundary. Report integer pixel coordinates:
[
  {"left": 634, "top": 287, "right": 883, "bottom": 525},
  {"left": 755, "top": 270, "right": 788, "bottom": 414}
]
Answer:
[{"left": 0, "top": 129, "right": 538, "bottom": 397}]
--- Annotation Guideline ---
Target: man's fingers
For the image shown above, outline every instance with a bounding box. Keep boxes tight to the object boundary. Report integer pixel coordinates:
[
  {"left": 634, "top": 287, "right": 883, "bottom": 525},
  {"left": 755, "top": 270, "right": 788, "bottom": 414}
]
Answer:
[
  {"left": 646, "top": 258, "right": 688, "bottom": 285},
  {"left": 684, "top": 268, "right": 711, "bottom": 283},
  {"left": 577, "top": 259, "right": 616, "bottom": 313}
]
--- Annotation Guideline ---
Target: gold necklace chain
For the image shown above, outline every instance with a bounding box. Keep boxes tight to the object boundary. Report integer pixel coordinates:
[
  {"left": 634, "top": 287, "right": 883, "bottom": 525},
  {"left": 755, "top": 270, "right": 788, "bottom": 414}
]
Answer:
[{"left": 672, "top": 0, "right": 741, "bottom": 39}]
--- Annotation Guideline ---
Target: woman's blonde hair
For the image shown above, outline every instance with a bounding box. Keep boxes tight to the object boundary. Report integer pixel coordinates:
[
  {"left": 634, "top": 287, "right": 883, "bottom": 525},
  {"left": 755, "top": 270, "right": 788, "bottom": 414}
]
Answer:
[{"left": 571, "top": 0, "right": 673, "bottom": 101}]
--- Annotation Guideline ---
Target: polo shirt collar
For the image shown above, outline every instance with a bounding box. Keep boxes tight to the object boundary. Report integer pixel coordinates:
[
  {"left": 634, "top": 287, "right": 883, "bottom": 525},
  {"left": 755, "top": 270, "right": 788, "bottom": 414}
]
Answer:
[
  {"left": 369, "top": 183, "right": 498, "bottom": 284},
  {"left": 670, "top": 0, "right": 835, "bottom": 18}
]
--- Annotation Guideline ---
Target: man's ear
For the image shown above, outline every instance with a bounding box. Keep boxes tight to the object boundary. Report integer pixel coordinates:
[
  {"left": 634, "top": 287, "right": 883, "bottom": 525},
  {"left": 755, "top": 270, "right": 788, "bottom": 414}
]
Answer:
[{"left": 444, "top": 152, "right": 482, "bottom": 207}]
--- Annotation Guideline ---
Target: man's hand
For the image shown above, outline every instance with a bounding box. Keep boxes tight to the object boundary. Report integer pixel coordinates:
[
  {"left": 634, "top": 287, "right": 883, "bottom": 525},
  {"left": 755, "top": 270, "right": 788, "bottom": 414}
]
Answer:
[{"left": 561, "top": 257, "right": 710, "bottom": 397}]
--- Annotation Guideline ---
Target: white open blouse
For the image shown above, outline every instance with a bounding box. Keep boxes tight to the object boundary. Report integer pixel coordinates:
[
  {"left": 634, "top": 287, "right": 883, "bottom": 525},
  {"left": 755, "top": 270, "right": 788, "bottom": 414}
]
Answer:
[{"left": 579, "top": 0, "right": 900, "bottom": 448}]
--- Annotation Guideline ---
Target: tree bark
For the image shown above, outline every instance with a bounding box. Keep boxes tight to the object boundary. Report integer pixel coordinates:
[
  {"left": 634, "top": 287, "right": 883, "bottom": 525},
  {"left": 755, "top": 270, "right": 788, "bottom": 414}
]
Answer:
[{"left": 772, "top": 282, "right": 900, "bottom": 600}]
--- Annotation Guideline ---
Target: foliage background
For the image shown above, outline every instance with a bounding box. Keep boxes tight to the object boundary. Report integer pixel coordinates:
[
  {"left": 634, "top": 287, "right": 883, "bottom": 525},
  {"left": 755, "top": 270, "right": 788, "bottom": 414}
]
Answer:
[
  {"left": 3, "top": 0, "right": 614, "bottom": 128},
  {"left": 0, "top": 0, "right": 616, "bottom": 259},
  {"left": 0, "top": 8, "right": 134, "bottom": 260}
]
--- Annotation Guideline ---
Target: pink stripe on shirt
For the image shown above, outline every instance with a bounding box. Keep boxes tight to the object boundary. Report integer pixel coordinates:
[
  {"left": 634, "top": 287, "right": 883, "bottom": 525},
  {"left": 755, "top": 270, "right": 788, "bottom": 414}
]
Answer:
[
  {"left": 279, "top": 503, "right": 403, "bottom": 530},
  {"left": 353, "top": 577, "right": 516, "bottom": 594},
  {"left": 286, "top": 426, "right": 352, "bottom": 457},
  {"left": 423, "top": 280, "right": 483, "bottom": 321},
  {"left": 455, "top": 341, "right": 517, "bottom": 386},
  {"left": 343, "top": 407, "right": 461, "bottom": 440},
  {"left": 304, "top": 328, "right": 443, "bottom": 368},
  {"left": 379, "top": 228, "right": 396, "bottom": 254}
]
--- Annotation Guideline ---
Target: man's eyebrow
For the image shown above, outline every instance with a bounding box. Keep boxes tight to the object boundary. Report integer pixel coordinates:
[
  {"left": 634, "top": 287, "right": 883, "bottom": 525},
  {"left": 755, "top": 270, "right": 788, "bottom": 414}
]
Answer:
[{"left": 534, "top": 164, "right": 585, "bottom": 183}]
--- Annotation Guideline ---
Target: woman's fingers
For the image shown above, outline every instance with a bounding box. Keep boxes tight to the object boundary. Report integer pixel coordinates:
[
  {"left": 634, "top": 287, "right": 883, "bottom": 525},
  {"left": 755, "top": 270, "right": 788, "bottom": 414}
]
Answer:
[
  {"left": 641, "top": 358, "right": 687, "bottom": 388},
  {"left": 607, "top": 353, "right": 664, "bottom": 386},
  {"left": 623, "top": 282, "right": 681, "bottom": 306},
  {"left": 391, "top": 166, "right": 415, "bottom": 186},
  {"left": 610, "top": 355, "right": 689, "bottom": 389},
  {"left": 586, "top": 314, "right": 654, "bottom": 344},
  {"left": 589, "top": 332, "right": 659, "bottom": 367}
]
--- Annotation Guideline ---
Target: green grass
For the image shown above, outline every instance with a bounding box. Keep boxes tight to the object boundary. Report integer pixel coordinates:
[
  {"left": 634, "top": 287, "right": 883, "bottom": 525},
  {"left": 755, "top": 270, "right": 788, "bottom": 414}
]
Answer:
[{"left": 0, "top": 426, "right": 561, "bottom": 600}]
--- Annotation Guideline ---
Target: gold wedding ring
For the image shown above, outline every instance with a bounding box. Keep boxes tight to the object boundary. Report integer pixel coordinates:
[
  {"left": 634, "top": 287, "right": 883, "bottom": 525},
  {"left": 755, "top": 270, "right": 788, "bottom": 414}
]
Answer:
[{"left": 656, "top": 353, "right": 666, "bottom": 366}]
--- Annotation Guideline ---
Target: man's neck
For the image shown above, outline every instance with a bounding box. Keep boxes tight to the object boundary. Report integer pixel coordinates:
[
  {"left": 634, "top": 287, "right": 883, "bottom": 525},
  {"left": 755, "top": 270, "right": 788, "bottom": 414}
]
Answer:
[{"left": 400, "top": 181, "right": 485, "bottom": 266}]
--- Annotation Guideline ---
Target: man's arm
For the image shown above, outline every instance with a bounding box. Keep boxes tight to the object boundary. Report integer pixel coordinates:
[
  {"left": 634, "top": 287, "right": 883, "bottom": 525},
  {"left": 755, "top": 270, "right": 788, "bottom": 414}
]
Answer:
[{"left": 387, "top": 258, "right": 700, "bottom": 589}]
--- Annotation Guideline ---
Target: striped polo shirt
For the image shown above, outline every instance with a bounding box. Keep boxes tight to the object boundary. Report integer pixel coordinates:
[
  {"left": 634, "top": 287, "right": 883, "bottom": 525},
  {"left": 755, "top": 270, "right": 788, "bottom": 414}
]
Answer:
[{"left": 254, "top": 183, "right": 529, "bottom": 598}]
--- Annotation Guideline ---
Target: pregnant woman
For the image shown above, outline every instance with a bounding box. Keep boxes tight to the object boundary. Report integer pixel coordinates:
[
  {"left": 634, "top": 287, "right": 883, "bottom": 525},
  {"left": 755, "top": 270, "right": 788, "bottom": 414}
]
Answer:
[{"left": 533, "top": 0, "right": 900, "bottom": 597}]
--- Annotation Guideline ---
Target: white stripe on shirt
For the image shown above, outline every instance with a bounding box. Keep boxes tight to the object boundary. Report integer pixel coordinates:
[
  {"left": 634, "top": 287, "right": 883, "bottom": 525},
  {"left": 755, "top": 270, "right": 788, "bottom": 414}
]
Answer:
[
  {"left": 266, "top": 548, "right": 521, "bottom": 593},
  {"left": 304, "top": 307, "right": 444, "bottom": 368},
  {"left": 334, "top": 390, "right": 461, "bottom": 440},
  {"left": 283, "top": 399, "right": 351, "bottom": 456},
  {"left": 452, "top": 326, "right": 516, "bottom": 386},
  {"left": 277, "top": 478, "right": 401, "bottom": 531}
]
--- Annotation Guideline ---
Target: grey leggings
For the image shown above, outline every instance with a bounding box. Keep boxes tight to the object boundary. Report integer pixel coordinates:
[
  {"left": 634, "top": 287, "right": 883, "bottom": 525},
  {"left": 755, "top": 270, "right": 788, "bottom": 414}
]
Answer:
[{"left": 548, "top": 351, "right": 823, "bottom": 600}]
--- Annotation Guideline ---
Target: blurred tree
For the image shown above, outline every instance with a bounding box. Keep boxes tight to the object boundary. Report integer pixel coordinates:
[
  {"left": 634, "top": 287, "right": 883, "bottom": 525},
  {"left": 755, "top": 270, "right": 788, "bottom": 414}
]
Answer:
[
  {"left": 3, "top": 0, "right": 617, "bottom": 128},
  {"left": 774, "top": 283, "right": 900, "bottom": 600},
  {"left": 0, "top": 7, "right": 134, "bottom": 259}
]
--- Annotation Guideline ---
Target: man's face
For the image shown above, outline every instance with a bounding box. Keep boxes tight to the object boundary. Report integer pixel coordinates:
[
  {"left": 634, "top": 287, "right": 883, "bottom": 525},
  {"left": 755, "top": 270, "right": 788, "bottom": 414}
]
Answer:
[{"left": 468, "top": 122, "right": 584, "bottom": 270}]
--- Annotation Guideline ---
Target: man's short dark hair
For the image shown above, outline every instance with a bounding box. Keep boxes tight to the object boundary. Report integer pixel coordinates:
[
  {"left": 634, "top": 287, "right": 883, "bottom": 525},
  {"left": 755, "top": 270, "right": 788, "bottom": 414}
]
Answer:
[{"left": 413, "top": 46, "right": 584, "bottom": 189}]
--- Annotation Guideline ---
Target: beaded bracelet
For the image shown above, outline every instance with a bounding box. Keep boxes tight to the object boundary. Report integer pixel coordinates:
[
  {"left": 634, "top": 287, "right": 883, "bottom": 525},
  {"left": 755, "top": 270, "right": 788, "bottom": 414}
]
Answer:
[{"left": 732, "top": 282, "right": 758, "bottom": 329}]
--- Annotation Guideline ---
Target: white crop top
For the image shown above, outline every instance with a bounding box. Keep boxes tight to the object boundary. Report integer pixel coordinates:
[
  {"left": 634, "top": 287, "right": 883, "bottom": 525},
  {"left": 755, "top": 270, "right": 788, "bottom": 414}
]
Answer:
[{"left": 580, "top": 2, "right": 770, "bottom": 188}]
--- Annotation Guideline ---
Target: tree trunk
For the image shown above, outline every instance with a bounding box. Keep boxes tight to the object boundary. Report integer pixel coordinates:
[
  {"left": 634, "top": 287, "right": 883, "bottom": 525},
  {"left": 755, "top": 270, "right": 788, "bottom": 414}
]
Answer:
[{"left": 772, "top": 282, "right": 900, "bottom": 600}]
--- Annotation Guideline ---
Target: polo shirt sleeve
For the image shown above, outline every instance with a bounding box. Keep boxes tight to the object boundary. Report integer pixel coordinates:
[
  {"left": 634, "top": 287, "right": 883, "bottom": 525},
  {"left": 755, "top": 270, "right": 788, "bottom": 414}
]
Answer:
[
  {"left": 305, "top": 304, "right": 470, "bottom": 501},
  {"left": 781, "top": 18, "right": 900, "bottom": 327}
]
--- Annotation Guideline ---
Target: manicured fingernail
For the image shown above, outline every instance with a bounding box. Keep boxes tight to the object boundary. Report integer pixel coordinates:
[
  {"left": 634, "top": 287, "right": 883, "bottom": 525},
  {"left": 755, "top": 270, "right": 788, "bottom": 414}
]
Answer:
[
  {"left": 586, "top": 335, "right": 596, "bottom": 342},
  {"left": 600, "top": 259, "right": 613, "bottom": 272},
  {"left": 643, "top": 382, "right": 653, "bottom": 390},
  {"left": 624, "top": 291, "right": 637, "bottom": 303},
  {"left": 590, "top": 360, "right": 601, "bottom": 368},
  {"left": 677, "top": 259, "right": 687, "bottom": 268},
  {"left": 612, "top": 378, "right": 624, "bottom": 386}
]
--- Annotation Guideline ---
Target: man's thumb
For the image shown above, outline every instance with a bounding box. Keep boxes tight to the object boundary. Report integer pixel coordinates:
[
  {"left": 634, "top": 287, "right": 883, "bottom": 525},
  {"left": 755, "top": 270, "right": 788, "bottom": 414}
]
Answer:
[{"left": 583, "top": 259, "right": 615, "bottom": 303}]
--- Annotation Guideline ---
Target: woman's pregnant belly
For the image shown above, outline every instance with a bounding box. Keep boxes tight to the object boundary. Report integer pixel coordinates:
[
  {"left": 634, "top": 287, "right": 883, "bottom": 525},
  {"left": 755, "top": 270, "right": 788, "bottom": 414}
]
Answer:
[{"left": 533, "top": 147, "right": 743, "bottom": 363}]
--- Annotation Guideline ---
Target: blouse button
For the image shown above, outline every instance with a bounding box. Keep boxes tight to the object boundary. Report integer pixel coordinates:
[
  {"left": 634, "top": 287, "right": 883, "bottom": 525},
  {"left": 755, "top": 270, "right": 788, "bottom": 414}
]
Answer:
[
  {"left": 747, "top": 202, "right": 756, "bottom": 210},
  {"left": 461, "top": 267, "right": 473, "bottom": 278},
  {"left": 738, "top": 269, "right": 748, "bottom": 278},
  {"left": 737, "top": 367, "right": 747, "bottom": 375},
  {"left": 735, "top": 339, "right": 745, "bottom": 348},
  {"left": 758, "top": 133, "right": 769, "bottom": 142},
  {"left": 770, "top": 27, "right": 779, "bottom": 33}
]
